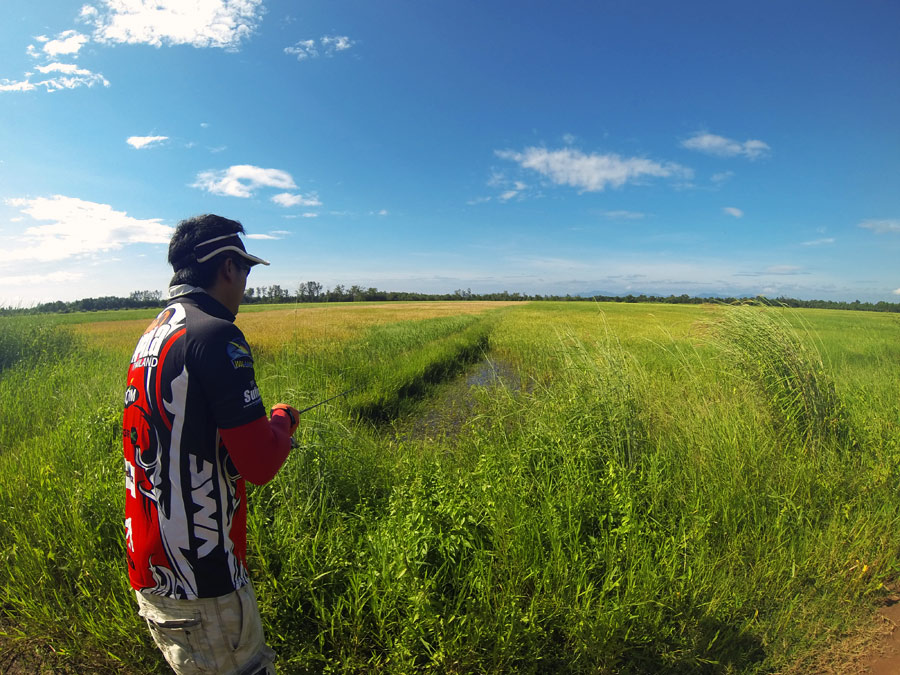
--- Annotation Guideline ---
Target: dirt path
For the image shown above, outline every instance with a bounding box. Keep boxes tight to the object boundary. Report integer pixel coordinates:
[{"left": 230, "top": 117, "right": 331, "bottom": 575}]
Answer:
[
  {"left": 858, "top": 595, "right": 900, "bottom": 674},
  {"left": 787, "top": 591, "right": 900, "bottom": 675}
]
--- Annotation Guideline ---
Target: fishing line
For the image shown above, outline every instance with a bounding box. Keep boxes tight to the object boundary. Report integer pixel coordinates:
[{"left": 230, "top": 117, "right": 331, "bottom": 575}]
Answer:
[{"left": 288, "top": 384, "right": 362, "bottom": 448}]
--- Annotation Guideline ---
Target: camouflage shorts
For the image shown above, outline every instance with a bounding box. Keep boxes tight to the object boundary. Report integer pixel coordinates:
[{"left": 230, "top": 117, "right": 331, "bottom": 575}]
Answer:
[{"left": 135, "top": 583, "right": 276, "bottom": 675}]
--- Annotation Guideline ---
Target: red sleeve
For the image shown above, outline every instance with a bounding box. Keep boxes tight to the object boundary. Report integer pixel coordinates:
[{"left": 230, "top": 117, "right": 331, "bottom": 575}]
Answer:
[{"left": 219, "top": 409, "right": 293, "bottom": 485}]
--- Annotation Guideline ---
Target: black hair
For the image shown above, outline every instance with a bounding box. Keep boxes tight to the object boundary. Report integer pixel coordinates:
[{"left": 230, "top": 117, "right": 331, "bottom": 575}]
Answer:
[{"left": 167, "top": 214, "right": 245, "bottom": 288}]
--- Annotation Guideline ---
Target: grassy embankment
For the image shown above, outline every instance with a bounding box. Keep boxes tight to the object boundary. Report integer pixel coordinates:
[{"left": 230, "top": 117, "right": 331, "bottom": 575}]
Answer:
[{"left": 1, "top": 302, "right": 899, "bottom": 673}]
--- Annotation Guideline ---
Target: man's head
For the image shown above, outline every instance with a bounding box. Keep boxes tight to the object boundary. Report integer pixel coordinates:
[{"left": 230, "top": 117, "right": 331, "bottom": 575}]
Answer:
[
  {"left": 168, "top": 214, "right": 269, "bottom": 314},
  {"left": 168, "top": 214, "right": 269, "bottom": 287}
]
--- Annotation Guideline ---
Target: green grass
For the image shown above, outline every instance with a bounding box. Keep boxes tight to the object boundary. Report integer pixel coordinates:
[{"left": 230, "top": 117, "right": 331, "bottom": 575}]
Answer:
[
  {"left": 0, "top": 315, "right": 81, "bottom": 371},
  {"left": 2, "top": 302, "right": 899, "bottom": 673}
]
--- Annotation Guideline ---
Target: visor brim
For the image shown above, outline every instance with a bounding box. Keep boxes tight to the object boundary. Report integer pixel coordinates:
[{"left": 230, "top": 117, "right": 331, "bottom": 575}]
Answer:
[{"left": 195, "top": 245, "right": 270, "bottom": 266}]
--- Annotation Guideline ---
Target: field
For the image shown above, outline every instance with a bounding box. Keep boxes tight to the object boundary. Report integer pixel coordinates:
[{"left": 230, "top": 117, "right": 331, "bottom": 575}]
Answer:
[{"left": 1, "top": 300, "right": 899, "bottom": 673}]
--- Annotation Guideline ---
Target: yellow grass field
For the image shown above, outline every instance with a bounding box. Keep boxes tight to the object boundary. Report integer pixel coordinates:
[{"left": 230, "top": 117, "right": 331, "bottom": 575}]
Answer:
[{"left": 73, "top": 301, "right": 521, "bottom": 355}]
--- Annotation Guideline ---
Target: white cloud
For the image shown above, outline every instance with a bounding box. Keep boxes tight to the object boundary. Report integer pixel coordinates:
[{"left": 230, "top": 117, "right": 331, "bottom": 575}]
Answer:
[
  {"left": 36, "top": 63, "right": 87, "bottom": 75},
  {"left": 127, "top": 135, "right": 169, "bottom": 149},
  {"left": 302, "top": 212, "right": 318, "bottom": 218},
  {"left": 496, "top": 147, "right": 692, "bottom": 192},
  {"left": 0, "top": 270, "right": 83, "bottom": 286},
  {"left": 802, "top": 237, "right": 835, "bottom": 246},
  {"left": 39, "top": 30, "right": 90, "bottom": 57},
  {"left": 1, "top": 63, "right": 109, "bottom": 93},
  {"left": 893, "top": 288, "right": 900, "bottom": 296},
  {"left": 765, "top": 265, "right": 804, "bottom": 275},
  {"left": 858, "top": 219, "right": 900, "bottom": 234},
  {"left": 487, "top": 170, "right": 506, "bottom": 188},
  {"left": 270, "top": 230, "right": 291, "bottom": 236},
  {"left": 321, "top": 35, "right": 354, "bottom": 51},
  {"left": 485, "top": 173, "right": 529, "bottom": 202},
  {"left": 4, "top": 195, "right": 172, "bottom": 262},
  {"left": 271, "top": 192, "right": 322, "bottom": 207},
  {"left": 681, "top": 133, "right": 771, "bottom": 160},
  {"left": 723, "top": 207, "right": 744, "bottom": 218},
  {"left": 285, "top": 35, "right": 355, "bottom": 60},
  {"left": 466, "top": 196, "right": 492, "bottom": 205},
  {"left": 83, "top": 0, "right": 264, "bottom": 50},
  {"left": 192, "top": 165, "right": 297, "bottom": 198},
  {"left": 602, "top": 210, "right": 645, "bottom": 220},
  {"left": 711, "top": 171, "right": 734, "bottom": 183},
  {"left": 285, "top": 39, "right": 317, "bottom": 60},
  {"left": 246, "top": 233, "right": 278, "bottom": 240},
  {"left": 0, "top": 80, "right": 36, "bottom": 92}
]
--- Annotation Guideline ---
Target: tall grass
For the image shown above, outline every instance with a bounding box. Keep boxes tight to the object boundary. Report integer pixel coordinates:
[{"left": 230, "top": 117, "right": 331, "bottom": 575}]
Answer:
[
  {"left": 0, "top": 316, "right": 80, "bottom": 373},
  {"left": 710, "top": 304, "right": 856, "bottom": 448},
  {"left": 0, "top": 319, "right": 157, "bottom": 671},
  {"left": 2, "top": 302, "right": 899, "bottom": 672}
]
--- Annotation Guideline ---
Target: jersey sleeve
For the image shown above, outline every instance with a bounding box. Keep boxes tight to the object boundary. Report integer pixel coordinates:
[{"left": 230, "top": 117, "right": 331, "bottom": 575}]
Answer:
[
  {"left": 218, "top": 410, "right": 293, "bottom": 485},
  {"left": 190, "top": 322, "right": 267, "bottom": 429}
]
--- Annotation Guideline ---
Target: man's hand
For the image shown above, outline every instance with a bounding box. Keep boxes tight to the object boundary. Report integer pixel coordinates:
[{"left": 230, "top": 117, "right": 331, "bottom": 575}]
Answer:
[{"left": 271, "top": 403, "right": 300, "bottom": 436}]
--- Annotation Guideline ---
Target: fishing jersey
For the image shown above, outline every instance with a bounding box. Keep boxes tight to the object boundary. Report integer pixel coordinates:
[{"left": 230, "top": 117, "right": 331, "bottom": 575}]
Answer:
[{"left": 123, "top": 287, "right": 266, "bottom": 600}]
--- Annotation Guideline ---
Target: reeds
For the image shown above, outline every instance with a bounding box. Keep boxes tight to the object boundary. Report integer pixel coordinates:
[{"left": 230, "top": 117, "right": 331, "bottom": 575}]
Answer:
[{"left": 711, "top": 303, "right": 856, "bottom": 449}]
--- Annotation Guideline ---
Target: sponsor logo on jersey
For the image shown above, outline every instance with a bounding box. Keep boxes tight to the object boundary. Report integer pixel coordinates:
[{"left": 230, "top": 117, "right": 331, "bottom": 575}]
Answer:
[
  {"left": 190, "top": 455, "right": 219, "bottom": 558},
  {"left": 143, "top": 308, "right": 175, "bottom": 335},
  {"left": 243, "top": 383, "right": 261, "bottom": 405},
  {"left": 131, "top": 322, "right": 175, "bottom": 365},
  {"left": 131, "top": 356, "right": 158, "bottom": 369},
  {"left": 227, "top": 339, "right": 254, "bottom": 370},
  {"left": 124, "top": 385, "right": 140, "bottom": 408}
]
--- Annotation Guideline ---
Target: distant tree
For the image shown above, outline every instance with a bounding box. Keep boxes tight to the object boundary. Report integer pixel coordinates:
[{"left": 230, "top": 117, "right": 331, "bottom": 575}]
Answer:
[
  {"left": 272, "top": 284, "right": 287, "bottom": 300},
  {"left": 5, "top": 285, "right": 900, "bottom": 315},
  {"left": 128, "top": 290, "right": 163, "bottom": 305},
  {"left": 299, "top": 280, "right": 322, "bottom": 302},
  {"left": 328, "top": 284, "right": 347, "bottom": 302}
]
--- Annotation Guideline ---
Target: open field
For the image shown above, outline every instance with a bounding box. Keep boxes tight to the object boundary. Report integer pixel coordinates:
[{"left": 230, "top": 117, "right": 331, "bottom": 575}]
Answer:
[{"left": 2, "top": 301, "right": 899, "bottom": 673}]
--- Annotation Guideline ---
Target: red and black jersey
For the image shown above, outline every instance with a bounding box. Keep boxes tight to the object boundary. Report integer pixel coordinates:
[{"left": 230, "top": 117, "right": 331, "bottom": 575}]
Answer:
[{"left": 123, "top": 287, "right": 267, "bottom": 599}]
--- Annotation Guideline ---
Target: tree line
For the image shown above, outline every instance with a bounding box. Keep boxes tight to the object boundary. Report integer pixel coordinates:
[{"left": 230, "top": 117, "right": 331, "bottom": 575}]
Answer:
[{"left": 3, "top": 285, "right": 900, "bottom": 315}]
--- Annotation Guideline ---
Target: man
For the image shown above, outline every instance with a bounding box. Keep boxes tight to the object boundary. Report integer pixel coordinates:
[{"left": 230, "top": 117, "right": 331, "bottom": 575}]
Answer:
[{"left": 122, "top": 214, "right": 299, "bottom": 674}]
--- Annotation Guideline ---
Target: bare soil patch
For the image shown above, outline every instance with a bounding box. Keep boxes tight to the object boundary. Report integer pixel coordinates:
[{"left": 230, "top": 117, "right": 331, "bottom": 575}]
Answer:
[
  {"left": 0, "top": 632, "right": 136, "bottom": 675},
  {"left": 855, "top": 593, "right": 900, "bottom": 674}
]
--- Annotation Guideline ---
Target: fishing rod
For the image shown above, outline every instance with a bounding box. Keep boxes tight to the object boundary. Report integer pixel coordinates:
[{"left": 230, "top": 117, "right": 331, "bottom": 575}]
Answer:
[
  {"left": 296, "top": 384, "right": 361, "bottom": 415},
  {"left": 287, "top": 384, "right": 362, "bottom": 448}
]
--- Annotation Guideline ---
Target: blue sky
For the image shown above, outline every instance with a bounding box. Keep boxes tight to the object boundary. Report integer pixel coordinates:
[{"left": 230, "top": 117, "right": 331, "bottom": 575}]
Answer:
[{"left": 1, "top": 0, "right": 898, "bottom": 305}]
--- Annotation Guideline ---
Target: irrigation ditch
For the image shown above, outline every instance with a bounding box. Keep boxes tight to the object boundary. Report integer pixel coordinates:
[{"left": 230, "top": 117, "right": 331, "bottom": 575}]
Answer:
[
  {"left": 338, "top": 314, "right": 512, "bottom": 426},
  {"left": 392, "top": 356, "right": 525, "bottom": 442},
  {"left": 312, "top": 310, "right": 531, "bottom": 441}
]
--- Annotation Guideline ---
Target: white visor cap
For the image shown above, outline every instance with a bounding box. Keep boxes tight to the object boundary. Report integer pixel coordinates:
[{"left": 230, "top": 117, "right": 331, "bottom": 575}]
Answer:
[{"left": 193, "top": 233, "right": 270, "bottom": 266}]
